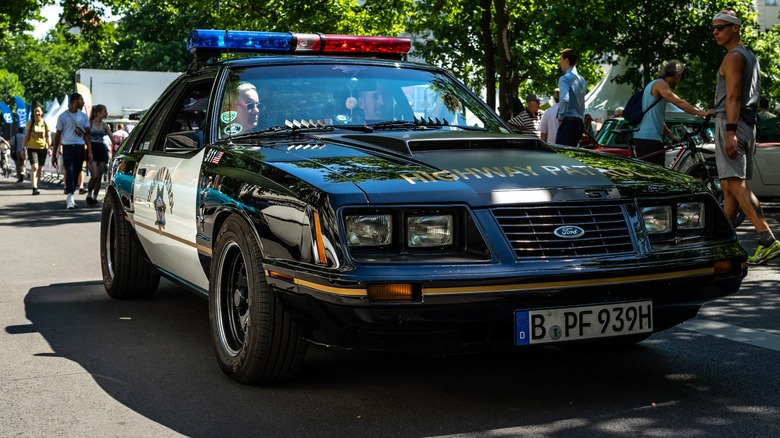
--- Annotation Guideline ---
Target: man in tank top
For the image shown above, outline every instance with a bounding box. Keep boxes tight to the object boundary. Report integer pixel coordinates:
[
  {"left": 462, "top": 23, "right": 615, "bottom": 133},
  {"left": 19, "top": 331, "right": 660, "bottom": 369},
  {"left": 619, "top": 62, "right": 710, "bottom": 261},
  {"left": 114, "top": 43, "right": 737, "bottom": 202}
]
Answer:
[{"left": 712, "top": 9, "right": 779, "bottom": 264}]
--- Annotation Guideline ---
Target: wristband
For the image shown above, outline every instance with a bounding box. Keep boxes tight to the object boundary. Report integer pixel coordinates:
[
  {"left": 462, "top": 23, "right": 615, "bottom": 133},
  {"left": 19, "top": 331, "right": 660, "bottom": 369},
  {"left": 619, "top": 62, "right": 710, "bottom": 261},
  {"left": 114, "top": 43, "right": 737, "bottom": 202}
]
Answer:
[{"left": 725, "top": 123, "right": 738, "bottom": 132}]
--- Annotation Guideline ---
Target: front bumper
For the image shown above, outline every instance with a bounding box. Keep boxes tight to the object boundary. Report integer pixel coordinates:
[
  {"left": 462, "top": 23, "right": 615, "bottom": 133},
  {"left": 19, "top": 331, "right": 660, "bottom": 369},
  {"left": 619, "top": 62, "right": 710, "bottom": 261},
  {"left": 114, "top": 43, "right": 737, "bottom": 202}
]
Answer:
[{"left": 268, "top": 257, "right": 747, "bottom": 354}]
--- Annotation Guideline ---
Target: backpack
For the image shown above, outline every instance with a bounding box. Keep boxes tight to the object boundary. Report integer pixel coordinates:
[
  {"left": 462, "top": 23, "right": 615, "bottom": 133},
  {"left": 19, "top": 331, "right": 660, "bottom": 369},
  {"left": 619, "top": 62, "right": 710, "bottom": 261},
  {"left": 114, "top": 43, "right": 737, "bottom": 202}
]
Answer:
[{"left": 623, "top": 82, "right": 662, "bottom": 125}]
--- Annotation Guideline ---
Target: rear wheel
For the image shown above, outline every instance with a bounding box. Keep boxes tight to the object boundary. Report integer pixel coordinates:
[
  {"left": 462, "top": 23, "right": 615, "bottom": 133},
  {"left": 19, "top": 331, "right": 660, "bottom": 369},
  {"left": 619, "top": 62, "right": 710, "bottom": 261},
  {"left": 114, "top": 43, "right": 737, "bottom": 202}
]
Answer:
[
  {"left": 209, "top": 215, "right": 308, "bottom": 384},
  {"left": 100, "top": 190, "right": 160, "bottom": 298}
]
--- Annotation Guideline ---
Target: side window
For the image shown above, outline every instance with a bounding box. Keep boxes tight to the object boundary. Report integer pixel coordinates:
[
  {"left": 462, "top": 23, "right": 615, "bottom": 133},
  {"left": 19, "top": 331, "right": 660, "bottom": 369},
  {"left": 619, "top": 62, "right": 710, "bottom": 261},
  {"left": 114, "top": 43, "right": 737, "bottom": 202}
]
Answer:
[
  {"left": 164, "top": 82, "right": 212, "bottom": 136},
  {"left": 149, "top": 80, "right": 213, "bottom": 152},
  {"left": 134, "top": 106, "right": 170, "bottom": 153}
]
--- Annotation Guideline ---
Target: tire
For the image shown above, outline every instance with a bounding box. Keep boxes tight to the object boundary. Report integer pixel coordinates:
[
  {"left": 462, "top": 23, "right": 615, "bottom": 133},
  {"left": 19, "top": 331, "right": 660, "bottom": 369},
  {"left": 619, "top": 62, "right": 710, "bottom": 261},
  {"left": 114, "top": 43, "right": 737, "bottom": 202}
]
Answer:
[
  {"left": 100, "top": 190, "right": 160, "bottom": 299},
  {"left": 209, "top": 215, "right": 308, "bottom": 384},
  {"left": 685, "top": 162, "right": 745, "bottom": 228}
]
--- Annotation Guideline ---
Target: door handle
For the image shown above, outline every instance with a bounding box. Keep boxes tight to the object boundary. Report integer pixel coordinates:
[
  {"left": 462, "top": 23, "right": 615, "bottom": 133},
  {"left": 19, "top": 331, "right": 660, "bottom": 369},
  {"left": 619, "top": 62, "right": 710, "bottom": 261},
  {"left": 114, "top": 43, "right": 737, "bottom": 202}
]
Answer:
[{"left": 138, "top": 168, "right": 146, "bottom": 177}]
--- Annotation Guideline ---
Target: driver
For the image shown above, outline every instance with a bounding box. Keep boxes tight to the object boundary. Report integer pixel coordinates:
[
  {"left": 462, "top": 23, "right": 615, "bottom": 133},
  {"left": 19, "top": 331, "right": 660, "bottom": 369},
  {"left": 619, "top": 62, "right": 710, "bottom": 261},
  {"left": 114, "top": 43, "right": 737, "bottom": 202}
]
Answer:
[{"left": 235, "top": 82, "right": 260, "bottom": 132}]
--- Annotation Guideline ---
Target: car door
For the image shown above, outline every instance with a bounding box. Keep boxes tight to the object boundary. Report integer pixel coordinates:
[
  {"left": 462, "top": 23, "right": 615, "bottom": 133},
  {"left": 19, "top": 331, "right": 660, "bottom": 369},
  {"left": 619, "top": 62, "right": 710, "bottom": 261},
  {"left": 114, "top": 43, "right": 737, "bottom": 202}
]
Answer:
[{"left": 132, "top": 78, "right": 215, "bottom": 291}]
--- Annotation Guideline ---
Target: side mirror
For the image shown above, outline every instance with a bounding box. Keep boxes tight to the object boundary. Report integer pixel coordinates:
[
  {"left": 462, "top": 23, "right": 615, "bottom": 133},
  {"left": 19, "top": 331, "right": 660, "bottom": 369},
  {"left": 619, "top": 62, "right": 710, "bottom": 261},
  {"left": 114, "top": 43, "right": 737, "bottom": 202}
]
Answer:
[{"left": 164, "top": 130, "right": 203, "bottom": 153}]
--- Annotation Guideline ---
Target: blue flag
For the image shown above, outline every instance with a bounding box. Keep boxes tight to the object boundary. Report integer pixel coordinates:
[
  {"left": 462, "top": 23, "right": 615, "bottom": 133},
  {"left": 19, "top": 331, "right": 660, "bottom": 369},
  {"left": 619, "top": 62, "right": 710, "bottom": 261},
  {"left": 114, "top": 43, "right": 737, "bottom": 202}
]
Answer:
[
  {"left": 15, "top": 96, "right": 29, "bottom": 130},
  {"left": 0, "top": 102, "right": 13, "bottom": 124}
]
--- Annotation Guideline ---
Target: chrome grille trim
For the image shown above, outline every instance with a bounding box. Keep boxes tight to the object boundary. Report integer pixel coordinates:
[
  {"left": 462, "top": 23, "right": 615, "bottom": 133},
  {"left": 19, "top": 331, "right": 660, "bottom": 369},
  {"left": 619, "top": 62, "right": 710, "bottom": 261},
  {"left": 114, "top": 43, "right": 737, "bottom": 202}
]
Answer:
[{"left": 492, "top": 204, "right": 635, "bottom": 259}]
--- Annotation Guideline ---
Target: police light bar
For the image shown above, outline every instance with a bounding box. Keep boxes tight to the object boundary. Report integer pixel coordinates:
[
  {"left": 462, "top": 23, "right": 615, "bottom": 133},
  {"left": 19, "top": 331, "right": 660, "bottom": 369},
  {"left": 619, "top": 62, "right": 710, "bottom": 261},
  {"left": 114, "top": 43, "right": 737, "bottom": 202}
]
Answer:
[{"left": 187, "top": 30, "right": 411, "bottom": 58}]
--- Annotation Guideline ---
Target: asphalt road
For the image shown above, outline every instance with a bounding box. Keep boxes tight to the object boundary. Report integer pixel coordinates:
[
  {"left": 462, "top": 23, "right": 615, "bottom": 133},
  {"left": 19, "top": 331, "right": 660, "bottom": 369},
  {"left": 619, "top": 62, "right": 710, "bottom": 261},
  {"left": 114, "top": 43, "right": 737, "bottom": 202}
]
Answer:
[{"left": 1, "top": 175, "right": 778, "bottom": 438}]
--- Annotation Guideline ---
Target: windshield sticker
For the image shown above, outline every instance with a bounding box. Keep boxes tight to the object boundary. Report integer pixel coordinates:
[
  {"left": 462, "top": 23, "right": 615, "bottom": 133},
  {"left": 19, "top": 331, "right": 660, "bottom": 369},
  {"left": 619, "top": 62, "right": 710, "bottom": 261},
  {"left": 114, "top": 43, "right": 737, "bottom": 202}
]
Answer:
[
  {"left": 145, "top": 166, "right": 175, "bottom": 230},
  {"left": 223, "top": 123, "right": 243, "bottom": 136},
  {"left": 345, "top": 96, "right": 357, "bottom": 110},
  {"left": 220, "top": 111, "right": 237, "bottom": 124}
]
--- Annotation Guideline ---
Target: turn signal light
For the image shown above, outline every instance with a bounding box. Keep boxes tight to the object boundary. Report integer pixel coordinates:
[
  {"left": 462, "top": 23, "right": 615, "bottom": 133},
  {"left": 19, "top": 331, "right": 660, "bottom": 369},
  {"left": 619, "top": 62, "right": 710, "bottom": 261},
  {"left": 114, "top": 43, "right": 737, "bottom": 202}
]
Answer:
[
  {"left": 714, "top": 260, "right": 735, "bottom": 276},
  {"left": 367, "top": 283, "right": 415, "bottom": 302}
]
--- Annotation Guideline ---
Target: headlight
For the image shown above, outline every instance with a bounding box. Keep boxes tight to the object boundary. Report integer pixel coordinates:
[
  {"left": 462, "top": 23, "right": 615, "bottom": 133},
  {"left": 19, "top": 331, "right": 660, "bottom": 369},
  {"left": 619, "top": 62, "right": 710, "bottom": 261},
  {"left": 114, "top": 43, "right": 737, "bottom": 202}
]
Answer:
[
  {"left": 642, "top": 206, "right": 672, "bottom": 234},
  {"left": 407, "top": 214, "right": 454, "bottom": 247},
  {"left": 345, "top": 214, "right": 392, "bottom": 246},
  {"left": 677, "top": 202, "right": 705, "bottom": 230}
]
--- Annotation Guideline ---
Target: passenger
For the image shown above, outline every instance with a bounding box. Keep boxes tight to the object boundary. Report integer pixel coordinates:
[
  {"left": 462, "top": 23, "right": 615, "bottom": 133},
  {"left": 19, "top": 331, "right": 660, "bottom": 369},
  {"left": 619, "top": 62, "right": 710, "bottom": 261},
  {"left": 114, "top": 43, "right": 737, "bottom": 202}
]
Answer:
[{"left": 356, "top": 82, "right": 387, "bottom": 124}]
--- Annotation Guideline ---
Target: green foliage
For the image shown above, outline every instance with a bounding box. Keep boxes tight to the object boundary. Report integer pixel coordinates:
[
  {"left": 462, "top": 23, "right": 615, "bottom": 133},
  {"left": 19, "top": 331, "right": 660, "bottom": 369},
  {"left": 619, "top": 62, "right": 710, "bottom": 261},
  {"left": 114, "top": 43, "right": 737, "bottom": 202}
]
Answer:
[
  {"left": 0, "top": 70, "right": 26, "bottom": 102},
  {"left": 1, "top": 30, "right": 86, "bottom": 107},
  {"left": 0, "top": 0, "right": 54, "bottom": 40}
]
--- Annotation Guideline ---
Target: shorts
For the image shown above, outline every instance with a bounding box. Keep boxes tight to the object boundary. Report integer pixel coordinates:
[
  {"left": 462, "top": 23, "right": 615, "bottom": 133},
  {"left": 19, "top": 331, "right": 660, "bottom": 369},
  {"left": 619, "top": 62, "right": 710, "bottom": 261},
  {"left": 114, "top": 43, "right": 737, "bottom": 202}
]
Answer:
[
  {"left": 631, "top": 138, "right": 665, "bottom": 166},
  {"left": 90, "top": 142, "right": 109, "bottom": 163},
  {"left": 27, "top": 148, "right": 47, "bottom": 166},
  {"left": 715, "top": 118, "right": 754, "bottom": 180}
]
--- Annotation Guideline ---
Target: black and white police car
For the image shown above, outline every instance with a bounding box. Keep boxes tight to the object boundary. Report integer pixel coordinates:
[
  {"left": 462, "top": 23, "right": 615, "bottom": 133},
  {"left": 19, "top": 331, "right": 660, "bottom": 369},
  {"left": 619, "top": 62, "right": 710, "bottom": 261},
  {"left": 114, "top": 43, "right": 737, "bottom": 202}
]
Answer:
[{"left": 100, "top": 29, "right": 747, "bottom": 384}]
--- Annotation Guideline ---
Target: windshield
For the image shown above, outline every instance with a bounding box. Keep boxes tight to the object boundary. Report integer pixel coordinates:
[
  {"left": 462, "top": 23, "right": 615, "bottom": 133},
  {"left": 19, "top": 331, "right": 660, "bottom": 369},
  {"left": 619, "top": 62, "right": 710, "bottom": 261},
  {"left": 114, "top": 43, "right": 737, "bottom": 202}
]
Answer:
[{"left": 216, "top": 63, "right": 508, "bottom": 139}]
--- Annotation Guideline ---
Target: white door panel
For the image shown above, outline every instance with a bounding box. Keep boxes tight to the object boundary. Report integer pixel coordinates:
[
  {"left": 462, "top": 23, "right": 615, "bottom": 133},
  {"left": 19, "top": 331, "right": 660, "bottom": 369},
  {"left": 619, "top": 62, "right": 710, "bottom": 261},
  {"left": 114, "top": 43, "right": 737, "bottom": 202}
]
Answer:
[{"left": 133, "top": 150, "right": 208, "bottom": 290}]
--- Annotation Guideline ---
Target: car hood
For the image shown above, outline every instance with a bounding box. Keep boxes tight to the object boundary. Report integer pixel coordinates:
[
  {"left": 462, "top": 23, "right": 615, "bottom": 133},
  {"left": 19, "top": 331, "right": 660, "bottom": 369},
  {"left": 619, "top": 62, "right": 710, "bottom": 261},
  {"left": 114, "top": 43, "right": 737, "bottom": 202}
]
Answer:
[{"left": 246, "top": 131, "right": 700, "bottom": 206}]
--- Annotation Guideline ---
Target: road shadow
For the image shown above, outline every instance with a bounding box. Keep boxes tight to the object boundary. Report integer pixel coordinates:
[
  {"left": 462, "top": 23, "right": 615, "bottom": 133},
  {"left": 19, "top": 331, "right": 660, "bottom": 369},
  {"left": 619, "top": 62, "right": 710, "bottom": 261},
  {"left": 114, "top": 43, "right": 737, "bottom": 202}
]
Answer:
[
  {"left": 8, "top": 278, "right": 779, "bottom": 437},
  {"left": 0, "top": 178, "right": 102, "bottom": 226}
]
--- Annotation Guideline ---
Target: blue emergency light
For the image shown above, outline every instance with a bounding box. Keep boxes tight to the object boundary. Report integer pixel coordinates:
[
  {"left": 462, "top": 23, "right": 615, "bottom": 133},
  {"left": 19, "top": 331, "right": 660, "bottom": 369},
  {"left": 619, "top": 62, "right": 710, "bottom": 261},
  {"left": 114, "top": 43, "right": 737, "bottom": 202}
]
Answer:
[{"left": 187, "top": 30, "right": 411, "bottom": 59}]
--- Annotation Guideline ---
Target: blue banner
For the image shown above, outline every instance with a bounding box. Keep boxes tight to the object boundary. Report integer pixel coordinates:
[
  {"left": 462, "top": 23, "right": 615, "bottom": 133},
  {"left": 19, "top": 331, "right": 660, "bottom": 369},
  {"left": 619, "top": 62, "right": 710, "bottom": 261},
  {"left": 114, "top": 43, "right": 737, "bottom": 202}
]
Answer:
[
  {"left": 15, "top": 96, "right": 28, "bottom": 129},
  {"left": 0, "top": 102, "right": 13, "bottom": 124}
]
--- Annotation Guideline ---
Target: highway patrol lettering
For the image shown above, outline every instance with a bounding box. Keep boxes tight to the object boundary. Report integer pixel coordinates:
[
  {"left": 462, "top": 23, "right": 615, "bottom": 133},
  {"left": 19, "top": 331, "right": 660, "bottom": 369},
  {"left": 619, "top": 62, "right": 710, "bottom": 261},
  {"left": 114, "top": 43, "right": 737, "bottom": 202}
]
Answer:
[
  {"left": 401, "top": 165, "right": 599, "bottom": 185},
  {"left": 401, "top": 164, "right": 658, "bottom": 185}
]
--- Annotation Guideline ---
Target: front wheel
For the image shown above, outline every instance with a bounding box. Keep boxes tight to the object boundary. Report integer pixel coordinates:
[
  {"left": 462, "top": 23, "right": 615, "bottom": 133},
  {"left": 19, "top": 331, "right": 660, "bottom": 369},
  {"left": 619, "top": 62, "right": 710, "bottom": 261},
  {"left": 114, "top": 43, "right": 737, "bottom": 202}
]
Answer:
[{"left": 209, "top": 215, "right": 308, "bottom": 384}]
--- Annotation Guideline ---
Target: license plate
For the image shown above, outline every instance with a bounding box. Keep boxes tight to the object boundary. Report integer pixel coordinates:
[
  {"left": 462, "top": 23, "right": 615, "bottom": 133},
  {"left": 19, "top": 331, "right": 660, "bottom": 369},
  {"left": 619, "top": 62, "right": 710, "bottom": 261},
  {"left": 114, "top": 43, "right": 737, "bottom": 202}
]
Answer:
[{"left": 514, "top": 301, "right": 653, "bottom": 345}]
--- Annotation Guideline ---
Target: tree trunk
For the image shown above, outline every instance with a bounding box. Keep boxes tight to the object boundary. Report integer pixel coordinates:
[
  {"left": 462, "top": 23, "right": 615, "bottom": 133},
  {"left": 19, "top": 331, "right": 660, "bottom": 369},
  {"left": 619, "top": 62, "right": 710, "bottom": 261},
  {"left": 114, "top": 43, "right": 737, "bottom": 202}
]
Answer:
[
  {"left": 493, "top": 0, "right": 515, "bottom": 121},
  {"left": 480, "top": 0, "right": 495, "bottom": 110}
]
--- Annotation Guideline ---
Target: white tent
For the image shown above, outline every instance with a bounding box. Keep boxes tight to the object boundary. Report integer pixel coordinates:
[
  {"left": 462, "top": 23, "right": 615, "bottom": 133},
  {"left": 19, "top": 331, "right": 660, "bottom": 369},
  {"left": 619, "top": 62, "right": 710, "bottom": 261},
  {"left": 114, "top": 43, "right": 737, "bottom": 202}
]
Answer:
[
  {"left": 585, "top": 61, "right": 635, "bottom": 122},
  {"left": 44, "top": 95, "right": 69, "bottom": 129}
]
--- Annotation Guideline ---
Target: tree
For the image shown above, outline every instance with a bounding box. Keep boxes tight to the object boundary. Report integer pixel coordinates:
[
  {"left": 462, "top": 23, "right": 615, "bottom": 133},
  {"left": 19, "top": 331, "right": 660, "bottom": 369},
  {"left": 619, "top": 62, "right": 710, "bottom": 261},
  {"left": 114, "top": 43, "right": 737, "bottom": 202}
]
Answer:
[
  {"left": 0, "top": 0, "right": 54, "bottom": 41},
  {"left": 2, "top": 30, "right": 87, "bottom": 108}
]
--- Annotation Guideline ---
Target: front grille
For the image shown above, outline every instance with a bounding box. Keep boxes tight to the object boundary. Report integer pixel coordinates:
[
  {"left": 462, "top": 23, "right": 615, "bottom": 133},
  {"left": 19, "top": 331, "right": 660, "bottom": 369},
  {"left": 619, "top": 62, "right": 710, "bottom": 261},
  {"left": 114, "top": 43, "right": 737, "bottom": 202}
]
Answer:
[{"left": 492, "top": 204, "right": 634, "bottom": 259}]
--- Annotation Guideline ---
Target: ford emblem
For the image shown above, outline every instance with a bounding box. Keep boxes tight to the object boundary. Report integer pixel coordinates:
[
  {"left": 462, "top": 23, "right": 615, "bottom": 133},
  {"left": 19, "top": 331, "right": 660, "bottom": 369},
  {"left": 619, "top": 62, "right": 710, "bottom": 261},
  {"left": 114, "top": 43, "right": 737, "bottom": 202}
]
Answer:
[{"left": 553, "top": 226, "right": 585, "bottom": 239}]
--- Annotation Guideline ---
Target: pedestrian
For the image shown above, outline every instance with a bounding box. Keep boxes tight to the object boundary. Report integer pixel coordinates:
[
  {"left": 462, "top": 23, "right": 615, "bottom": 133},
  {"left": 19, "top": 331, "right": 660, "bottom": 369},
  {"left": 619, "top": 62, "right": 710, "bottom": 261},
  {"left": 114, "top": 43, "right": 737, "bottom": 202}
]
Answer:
[
  {"left": 555, "top": 48, "right": 588, "bottom": 146},
  {"left": 508, "top": 94, "right": 544, "bottom": 137},
  {"left": 86, "top": 104, "right": 115, "bottom": 206},
  {"left": 631, "top": 60, "right": 712, "bottom": 165},
  {"left": 52, "top": 92, "right": 91, "bottom": 209},
  {"left": 0, "top": 136, "right": 10, "bottom": 178},
  {"left": 757, "top": 97, "right": 776, "bottom": 121},
  {"left": 539, "top": 89, "right": 560, "bottom": 144},
  {"left": 112, "top": 123, "right": 129, "bottom": 153},
  {"left": 613, "top": 107, "right": 624, "bottom": 119},
  {"left": 712, "top": 9, "right": 779, "bottom": 264},
  {"left": 584, "top": 113, "right": 597, "bottom": 138},
  {"left": 22, "top": 105, "right": 50, "bottom": 195},
  {"left": 10, "top": 127, "right": 26, "bottom": 183}
]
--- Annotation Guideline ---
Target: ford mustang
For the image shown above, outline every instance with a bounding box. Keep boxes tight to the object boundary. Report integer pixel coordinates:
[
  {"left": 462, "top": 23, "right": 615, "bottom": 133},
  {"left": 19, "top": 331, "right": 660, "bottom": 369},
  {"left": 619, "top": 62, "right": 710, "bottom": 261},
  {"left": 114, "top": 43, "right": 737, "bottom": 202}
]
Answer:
[{"left": 100, "top": 30, "right": 747, "bottom": 384}]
